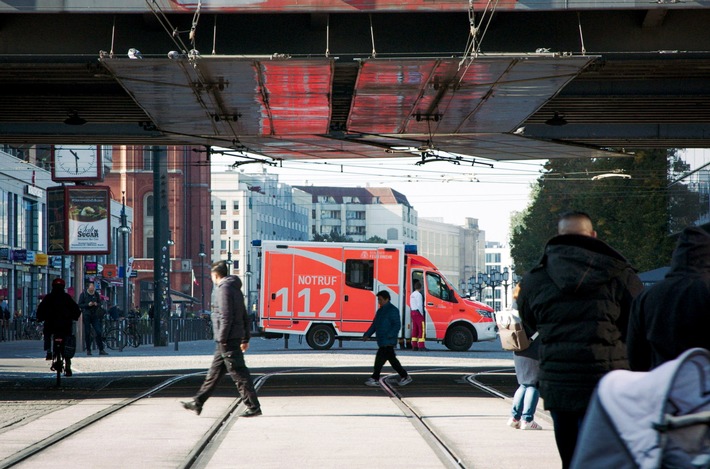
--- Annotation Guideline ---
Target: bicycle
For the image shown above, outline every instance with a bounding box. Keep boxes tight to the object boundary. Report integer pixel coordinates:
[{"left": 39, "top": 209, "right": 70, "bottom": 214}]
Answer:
[
  {"left": 49, "top": 335, "right": 74, "bottom": 387},
  {"left": 22, "top": 318, "right": 43, "bottom": 340},
  {"left": 105, "top": 320, "right": 141, "bottom": 351}
]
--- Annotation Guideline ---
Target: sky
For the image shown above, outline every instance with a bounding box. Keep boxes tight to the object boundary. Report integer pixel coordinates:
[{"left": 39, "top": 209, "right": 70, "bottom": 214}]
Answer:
[{"left": 210, "top": 153, "right": 547, "bottom": 242}]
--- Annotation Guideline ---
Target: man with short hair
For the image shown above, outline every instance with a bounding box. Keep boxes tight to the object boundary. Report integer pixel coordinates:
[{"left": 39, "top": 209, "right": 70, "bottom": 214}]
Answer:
[
  {"left": 363, "top": 290, "right": 412, "bottom": 387},
  {"left": 518, "top": 211, "right": 643, "bottom": 469},
  {"left": 182, "top": 261, "right": 261, "bottom": 417}
]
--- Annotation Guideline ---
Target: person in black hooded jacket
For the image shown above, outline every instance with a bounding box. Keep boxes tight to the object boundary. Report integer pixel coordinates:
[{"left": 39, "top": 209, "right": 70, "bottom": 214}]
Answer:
[
  {"left": 182, "top": 261, "right": 261, "bottom": 418},
  {"left": 518, "top": 211, "right": 643, "bottom": 469},
  {"left": 627, "top": 225, "right": 710, "bottom": 371}
]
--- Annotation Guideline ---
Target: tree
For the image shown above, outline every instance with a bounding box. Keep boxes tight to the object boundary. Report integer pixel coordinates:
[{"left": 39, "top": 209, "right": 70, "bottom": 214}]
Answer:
[{"left": 510, "top": 149, "right": 700, "bottom": 275}]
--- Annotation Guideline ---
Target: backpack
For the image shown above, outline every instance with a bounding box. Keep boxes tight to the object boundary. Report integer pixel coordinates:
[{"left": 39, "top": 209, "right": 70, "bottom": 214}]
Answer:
[{"left": 496, "top": 308, "right": 537, "bottom": 352}]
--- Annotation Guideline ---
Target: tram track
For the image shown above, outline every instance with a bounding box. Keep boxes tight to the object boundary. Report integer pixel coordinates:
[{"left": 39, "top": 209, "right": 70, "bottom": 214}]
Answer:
[{"left": 0, "top": 372, "right": 206, "bottom": 469}]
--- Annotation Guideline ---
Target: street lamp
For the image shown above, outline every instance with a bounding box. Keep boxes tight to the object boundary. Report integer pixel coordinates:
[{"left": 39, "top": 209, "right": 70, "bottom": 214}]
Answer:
[
  {"left": 198, "top": 241, "right": 206, "bottom": 316},
  {"left": 227, "top": 236, "right": 232, "bottom": 274},
  {"left": 118, "top": 193, "right": 131, "bottom": 318},
  {"left": 487, "top": 268, "right": 506, "bottom": 311},
  {"left": 500, "top": 267, "right": 512, "bottom": 308},
  {"left": 472, "top": 272, "right": 490, "bottom": 303}
]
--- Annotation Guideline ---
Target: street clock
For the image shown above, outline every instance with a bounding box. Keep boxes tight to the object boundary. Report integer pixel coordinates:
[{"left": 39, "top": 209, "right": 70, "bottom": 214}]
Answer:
[{"left": 51, "top": 145, "right": 103, "bottom": 182}]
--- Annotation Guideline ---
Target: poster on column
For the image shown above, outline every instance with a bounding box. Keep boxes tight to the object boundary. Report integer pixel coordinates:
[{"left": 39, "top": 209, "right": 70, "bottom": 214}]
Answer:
[{"left": 67, "top": 186, "right": 111, "bottom": 255}]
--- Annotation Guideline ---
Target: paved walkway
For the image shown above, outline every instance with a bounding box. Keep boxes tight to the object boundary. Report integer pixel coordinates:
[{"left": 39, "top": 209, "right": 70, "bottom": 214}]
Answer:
[{"left": 1, "top": 339, "right": 561, "bottom": 468}]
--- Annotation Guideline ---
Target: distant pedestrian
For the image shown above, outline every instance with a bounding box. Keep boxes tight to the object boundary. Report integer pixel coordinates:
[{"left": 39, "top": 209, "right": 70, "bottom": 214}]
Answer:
[
  {"left": 182, "top": 261, "right": 261, "bottom": 418},
  {"left": 363, "top": 290, "right": 413, "bottom": 387},
  {"left": 78, "top": 282, "right": 108, "bottom": 356},
  {"left": 507, "top": 285, "right": 543, "bottom": 431},
  {"left": 628, "top": 225, "right": 710, "bottom": 371},
  {"left": 36, "top": 278, "right": 81, "bottom": 376},
  {"left": 518, "top": 211, "right": 643, "bottom": 468},
  {"left": 0, "top": 296, "right": 9, "bottom": 341},
  {"left": 409, "top": 279, "right": 426, "bottom": 351}
]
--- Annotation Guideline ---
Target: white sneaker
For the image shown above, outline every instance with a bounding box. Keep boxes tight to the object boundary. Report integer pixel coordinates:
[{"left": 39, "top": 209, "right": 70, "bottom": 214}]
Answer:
[
  {"left": 398, "top": 376, "right": 413, "bottom": 386},
  {"left": 364, "top": 377, "right": 380, "bottom": 387},
  {"left": 521, "top": 420, "right": 543, "bottom": 430},
  {"left": 507, "top": 418, "right": 520, "bottom": 429}
]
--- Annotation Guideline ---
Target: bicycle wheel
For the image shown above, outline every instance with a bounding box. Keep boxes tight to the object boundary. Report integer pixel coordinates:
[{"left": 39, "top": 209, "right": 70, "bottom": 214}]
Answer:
[
  {"left": 104, "top": 328, "right": 127, "bottom": 351},
  {"left": 128, "top": 330, "right": 142, "bottom": 347},
  {"left": 51, "top": 341, "right": 63, "bottom": 387}
]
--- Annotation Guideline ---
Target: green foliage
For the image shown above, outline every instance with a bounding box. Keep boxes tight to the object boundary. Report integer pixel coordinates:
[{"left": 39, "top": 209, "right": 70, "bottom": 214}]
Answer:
[
  {"left": 510, "top": 149, "right": 700, "bottom": 275},
  {"left": 364, "top": 235, "right": 387, "bottom": 244},
  {"left": 312, "top": 230, "right": 354, "bottom": 243}
]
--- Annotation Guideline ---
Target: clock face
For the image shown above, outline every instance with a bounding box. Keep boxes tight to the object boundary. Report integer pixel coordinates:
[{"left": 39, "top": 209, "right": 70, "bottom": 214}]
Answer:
[{"left": 52, "top": 145, "right": 102, "bottom": 181}]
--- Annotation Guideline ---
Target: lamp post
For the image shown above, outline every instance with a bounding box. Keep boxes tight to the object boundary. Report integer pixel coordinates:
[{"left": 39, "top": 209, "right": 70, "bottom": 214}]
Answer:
[
  {"left": 227, "top": 236, "right": 232, "bottom": 274},
  {"left": 198, "top": 241, "right": 206, "bottom": 315},
  {"left": 500, "top": 267, "right": 511, "bottom": 308},
  {"left": 487, "top": 268, "right": 505, "bottom": 311},
  {"left": 118, "top": 193, "right": 131, "bottom": 318},
  {"left": 472, "top": 272, "right": 489, "bottom": 303}
]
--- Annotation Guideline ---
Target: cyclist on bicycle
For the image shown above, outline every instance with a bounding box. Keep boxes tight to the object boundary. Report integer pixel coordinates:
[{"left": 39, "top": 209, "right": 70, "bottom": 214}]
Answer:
[{"left": 37, "top": 278, "right": 81, "bottom": 376}]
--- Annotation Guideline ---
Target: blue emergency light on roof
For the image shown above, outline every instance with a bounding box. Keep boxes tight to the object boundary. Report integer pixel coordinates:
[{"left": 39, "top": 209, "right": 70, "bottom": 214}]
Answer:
[
  {"left": 404, "top": 244, "right": 418, "bottom": 255},
  {"left": 252, "top": 240, "right": 262, "bottom": 247}
]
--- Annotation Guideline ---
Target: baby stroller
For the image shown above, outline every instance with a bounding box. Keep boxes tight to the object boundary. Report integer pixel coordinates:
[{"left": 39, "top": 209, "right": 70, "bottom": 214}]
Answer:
[{"left": 571, "top": 348, "right": 710, "bottom": 469}]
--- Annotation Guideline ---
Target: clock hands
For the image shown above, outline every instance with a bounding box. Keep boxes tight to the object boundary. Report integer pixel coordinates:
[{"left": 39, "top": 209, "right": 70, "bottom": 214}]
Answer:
[{"left": 70, "top": 149, "right": 80, "bottom": 174}]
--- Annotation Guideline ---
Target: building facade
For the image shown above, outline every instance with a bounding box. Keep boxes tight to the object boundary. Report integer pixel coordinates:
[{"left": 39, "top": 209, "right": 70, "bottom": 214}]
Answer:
[
  {"left": 103, "top": 145, "right": 210, "bottom": 317},
  {"left": 294, "top": 186, "right": 418, "bottom": 244},
  {"left": 211, "top": 169, "right": 310, "bottom": 310}
]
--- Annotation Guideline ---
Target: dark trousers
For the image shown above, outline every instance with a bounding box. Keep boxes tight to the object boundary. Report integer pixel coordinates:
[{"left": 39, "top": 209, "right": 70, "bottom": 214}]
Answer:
[
  {"left": 194, "top": 343, "right": 260, "bottom": 410},
  {"left": 372, "top": 345, "right": 407, "bottom": 379},
  {"left": 550, "top": 409, "right": 586, "bottom": 469},
  {"left": 83, "top": 314, "right": 105, "bottom": 352}
]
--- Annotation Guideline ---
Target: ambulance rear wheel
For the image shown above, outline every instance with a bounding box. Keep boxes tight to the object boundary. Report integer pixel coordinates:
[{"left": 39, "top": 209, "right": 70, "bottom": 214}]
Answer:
[
  {"left": 444, "top": 324, "right": 475, "bottom": 351},
  {"left": 306, "top": 325, "right": 336, "bottom": 350}
]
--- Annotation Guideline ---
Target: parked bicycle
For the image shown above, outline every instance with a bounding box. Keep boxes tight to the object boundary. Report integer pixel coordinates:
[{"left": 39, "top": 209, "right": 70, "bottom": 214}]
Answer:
[
  {"left": 22, "top": 318, "right": 43, "bottom": 340},
  {"left": 105, "top": 319, "right": 142, "bottom": 351}
]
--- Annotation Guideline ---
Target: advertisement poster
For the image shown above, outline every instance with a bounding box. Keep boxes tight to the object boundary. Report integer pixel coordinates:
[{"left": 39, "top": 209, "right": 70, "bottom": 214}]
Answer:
[
  {"left": 67, "top": 187, "right": 111, "bottom": 255},
  {"left": 47, "top": 187, "right": 66, "bottom": 255}
]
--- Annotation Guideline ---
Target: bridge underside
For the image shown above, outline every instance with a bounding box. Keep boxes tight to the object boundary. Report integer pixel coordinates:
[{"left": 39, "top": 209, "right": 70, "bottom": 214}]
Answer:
[{"left": 1, "top": 9, "right": 710, "bottom": 161}]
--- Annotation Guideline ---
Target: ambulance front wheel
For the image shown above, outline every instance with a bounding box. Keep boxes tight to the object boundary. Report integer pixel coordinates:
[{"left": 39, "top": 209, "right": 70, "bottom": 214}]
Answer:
[
  {"left": 444, "top": 324, "right": 476, "bottom": 351},
  {"left": 306, "top": 324, "right": 336, "bottom": 350}
]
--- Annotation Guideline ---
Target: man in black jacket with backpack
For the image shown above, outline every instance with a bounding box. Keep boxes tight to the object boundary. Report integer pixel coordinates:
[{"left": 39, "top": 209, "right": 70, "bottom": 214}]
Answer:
[{"left": 518, "top": 211, "right": 643, "bottom": 469}]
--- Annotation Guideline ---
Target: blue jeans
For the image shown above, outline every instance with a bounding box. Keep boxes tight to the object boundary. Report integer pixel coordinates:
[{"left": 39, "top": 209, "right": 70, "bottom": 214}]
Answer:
[{"left": 511, "top": 384, "right": 540, "bottom": 422}]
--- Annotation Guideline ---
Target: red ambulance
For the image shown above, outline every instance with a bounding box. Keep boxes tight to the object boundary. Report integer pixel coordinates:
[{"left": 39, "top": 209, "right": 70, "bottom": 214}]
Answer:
[{"left": 255, "top": 240, "right": 496, "bottom": 351}]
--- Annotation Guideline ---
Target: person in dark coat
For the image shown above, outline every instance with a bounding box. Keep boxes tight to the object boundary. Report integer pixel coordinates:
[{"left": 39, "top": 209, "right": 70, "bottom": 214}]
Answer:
[
  {"left": 363, "top": 290, "right": 412, "bottom": 387},
  {"left": 36, "top": 278, "right": 81, "bottom": 375},
  {"left": 518, "top": 211, "right": 643, "bottom": 469},
  {"left": 627, "top": 225, "right": 710, "bottom": 371},
  {"left": 78, "top": 282, "right": 108, "bottom": 355},
  {"left": 182, "top": 261, "right": 261, "bottom": 418}
]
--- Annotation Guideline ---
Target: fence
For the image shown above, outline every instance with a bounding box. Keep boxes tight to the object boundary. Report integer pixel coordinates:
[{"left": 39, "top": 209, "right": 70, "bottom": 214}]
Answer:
[{"left": 1, "top": 317, "right": 213, "bottom": 345}]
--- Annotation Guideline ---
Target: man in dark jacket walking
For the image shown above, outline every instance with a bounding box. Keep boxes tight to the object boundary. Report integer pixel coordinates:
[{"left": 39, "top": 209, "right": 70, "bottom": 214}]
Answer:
[
  {"left": 37, "top": 278, "right": 81, "bottom": 375},
  {"left": 518, "top": 211, "right": 643, "bottom": 469},
  {"left": 628, "top": 225, "right": 710, "bottom": 371},
  {"left": 182, "top": 261, "right": 261, "bottom": 417},
  {"left": 363, "top": 290, "right": 412, "bottom": 387}
]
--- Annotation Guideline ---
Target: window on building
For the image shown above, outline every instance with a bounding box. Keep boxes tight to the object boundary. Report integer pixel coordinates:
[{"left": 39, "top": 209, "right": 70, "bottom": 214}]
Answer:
[
  {"left": 142, "top": 147, "right": 153, "bottom": 171},
  {"left": 233, "top": 220, "right": 239, "bottom": 230},
  {"left": 233, "top": 201, "right": 239, "bottom": 210},
  {"left": 220, "top": 200, "right": 226, "bottom": 211},
  {"left": 220, "top": 240, "right": 227, "bottom": 250},
  {"left": 220, "top": 220, "right": 226, "bottom": 230},
  {"left": 146, "top": 237, "right": 154, "bottom": 258},
  {"left": 345, "top": 259, "right": 374, "bottom": 291},
  {"left": 142, "top": 194, "right": 153, "bottom": 219},
  {"left": 387, "top": 228, "right": 399, "bottom": 240},
  {"left": 233, "top": 239, "right": 240, "bottom": 251}
]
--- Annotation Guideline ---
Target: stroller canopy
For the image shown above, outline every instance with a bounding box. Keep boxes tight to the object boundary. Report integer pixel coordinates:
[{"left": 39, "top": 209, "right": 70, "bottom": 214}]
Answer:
[{"left": 572, "top": 348, "right": 710, "bottom": 469}]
